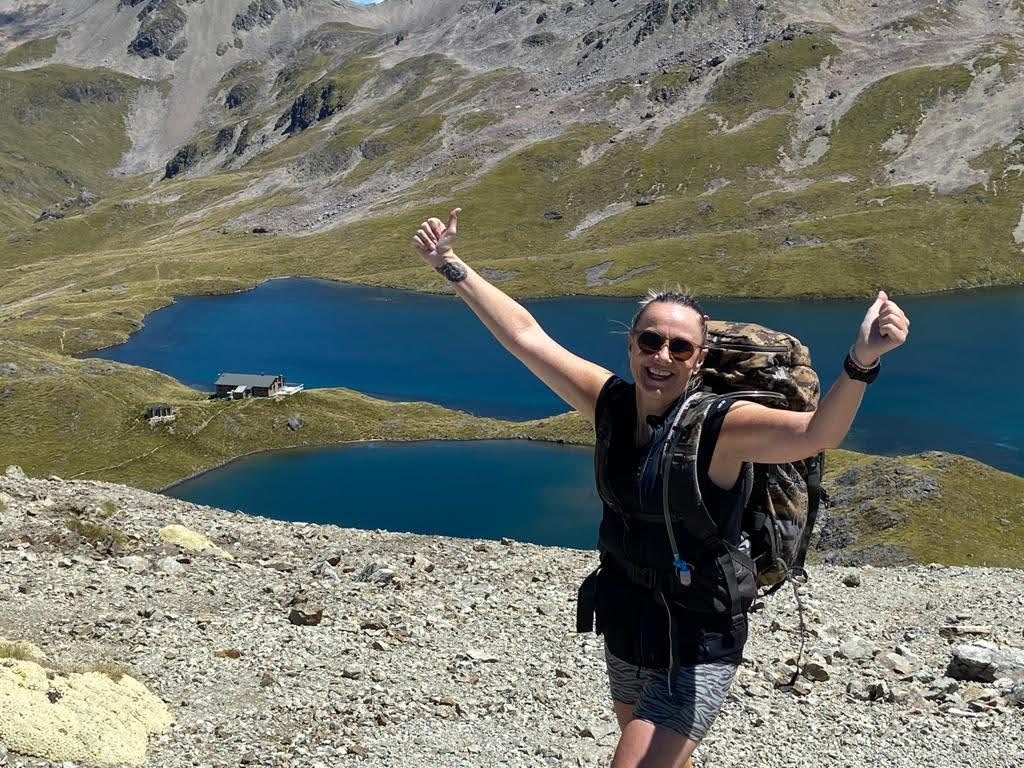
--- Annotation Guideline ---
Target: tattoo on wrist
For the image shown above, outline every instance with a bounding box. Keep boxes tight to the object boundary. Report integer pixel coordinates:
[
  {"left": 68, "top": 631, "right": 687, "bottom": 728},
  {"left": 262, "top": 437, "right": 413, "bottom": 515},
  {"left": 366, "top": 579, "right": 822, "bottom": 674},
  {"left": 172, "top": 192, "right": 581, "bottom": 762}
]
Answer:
[{"left": 436, "top": 260, "right": 468, "bottom": 283}]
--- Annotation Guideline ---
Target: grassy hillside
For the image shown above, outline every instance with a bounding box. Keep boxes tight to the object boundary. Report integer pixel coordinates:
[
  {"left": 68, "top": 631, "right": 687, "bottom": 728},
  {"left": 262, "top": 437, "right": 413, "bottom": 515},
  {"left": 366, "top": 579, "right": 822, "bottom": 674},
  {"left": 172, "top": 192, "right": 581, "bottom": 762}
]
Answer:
[
  {"left": 818, "top": 450, "right": 1024, "bottom": 569},
  {"left": 0, "top": 65, "right": 151, "bottom": 228},
  {"left": 0, "top": 36, "right": 58, "bottom": 67},
  {"left": 0, "top": 341, "right": 591, "bottom": 491}
]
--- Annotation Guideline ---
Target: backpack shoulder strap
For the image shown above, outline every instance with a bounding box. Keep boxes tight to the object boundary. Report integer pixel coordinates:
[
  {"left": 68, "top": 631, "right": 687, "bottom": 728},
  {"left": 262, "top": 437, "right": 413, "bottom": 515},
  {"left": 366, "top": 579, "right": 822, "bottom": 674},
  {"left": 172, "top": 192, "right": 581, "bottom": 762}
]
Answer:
[
  {"left": 662, "top": 390, "right": 786, "bottom": 545},
  {"left": 659, "top": 390, "right": 788, "bottom": 622}
]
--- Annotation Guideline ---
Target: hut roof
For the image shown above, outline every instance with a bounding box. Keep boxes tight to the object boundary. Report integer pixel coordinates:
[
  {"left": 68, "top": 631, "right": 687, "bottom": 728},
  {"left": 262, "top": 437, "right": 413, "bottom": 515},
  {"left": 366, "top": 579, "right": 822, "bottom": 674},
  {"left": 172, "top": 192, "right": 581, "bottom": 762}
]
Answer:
[{"left": 214, "top": 373, "right": 281, "bottom": 388}]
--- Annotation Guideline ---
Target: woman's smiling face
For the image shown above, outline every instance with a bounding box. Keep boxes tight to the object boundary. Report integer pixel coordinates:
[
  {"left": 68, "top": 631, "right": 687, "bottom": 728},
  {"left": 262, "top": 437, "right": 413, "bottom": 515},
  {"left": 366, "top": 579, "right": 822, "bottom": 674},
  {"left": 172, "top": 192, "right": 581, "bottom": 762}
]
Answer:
[{"left": 628, "top": 301, "right": 707, "bottom": 415}]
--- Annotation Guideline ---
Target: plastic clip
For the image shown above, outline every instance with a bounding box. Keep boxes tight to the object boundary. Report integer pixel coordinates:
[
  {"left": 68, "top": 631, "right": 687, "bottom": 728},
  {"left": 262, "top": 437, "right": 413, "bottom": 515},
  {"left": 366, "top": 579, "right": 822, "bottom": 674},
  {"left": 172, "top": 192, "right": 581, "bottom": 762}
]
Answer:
[{"left": 673, "top": 556, "right": 692, "bottom": 587}]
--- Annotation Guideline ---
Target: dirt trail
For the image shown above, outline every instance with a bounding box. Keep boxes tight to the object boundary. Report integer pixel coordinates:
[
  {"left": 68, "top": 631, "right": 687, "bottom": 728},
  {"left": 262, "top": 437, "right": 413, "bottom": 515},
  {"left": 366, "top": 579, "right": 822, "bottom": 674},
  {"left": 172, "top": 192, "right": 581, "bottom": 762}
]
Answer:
[{"left": 0, "top": 283, "right": 76, "bottom": 316}]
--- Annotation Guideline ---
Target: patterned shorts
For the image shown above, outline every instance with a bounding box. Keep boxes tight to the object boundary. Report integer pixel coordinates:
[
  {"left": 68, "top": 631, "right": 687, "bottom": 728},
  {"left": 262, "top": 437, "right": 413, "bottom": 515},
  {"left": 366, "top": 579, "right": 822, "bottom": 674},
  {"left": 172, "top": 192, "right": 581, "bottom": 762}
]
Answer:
[{"left": 605, "top": 645, "right": 737, "bottom": 741}]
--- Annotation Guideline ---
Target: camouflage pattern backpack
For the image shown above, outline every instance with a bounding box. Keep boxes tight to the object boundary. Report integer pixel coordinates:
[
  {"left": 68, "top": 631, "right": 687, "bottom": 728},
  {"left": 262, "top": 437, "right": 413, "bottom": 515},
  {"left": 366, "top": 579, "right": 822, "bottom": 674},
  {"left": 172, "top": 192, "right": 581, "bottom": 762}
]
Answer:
[{"left": 683, "top": 320, "right": 824, "bottom": 592}]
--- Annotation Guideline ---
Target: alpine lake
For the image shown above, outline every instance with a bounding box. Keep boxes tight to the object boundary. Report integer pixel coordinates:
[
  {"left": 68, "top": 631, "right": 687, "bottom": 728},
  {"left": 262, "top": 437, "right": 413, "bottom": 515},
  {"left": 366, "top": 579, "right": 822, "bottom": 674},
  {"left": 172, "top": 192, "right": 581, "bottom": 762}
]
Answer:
[{"left": 90, "top": 279, "right": 1023, "bottom": 549}]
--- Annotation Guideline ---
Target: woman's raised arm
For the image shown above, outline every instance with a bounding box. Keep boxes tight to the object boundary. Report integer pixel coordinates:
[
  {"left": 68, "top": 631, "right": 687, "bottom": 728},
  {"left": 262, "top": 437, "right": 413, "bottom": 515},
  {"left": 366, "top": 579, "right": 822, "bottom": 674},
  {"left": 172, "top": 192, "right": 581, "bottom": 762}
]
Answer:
[
  {"left": 411, "top": 208, "right": 613, "bottom": 423},
  {"left": 709, "top": 291, "right": 910, "bottom": 484}
]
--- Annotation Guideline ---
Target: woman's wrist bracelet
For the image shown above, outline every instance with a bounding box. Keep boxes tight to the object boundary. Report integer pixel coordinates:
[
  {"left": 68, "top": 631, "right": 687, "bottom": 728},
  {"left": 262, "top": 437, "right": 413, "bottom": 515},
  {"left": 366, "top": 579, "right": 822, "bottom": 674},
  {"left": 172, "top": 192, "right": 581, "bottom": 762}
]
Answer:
[
  {"left": 844, "top": 348, "right": 880, "bottom": 384},
  {"left": 847, "top": 345, "right": 878, "bottom": 371}
]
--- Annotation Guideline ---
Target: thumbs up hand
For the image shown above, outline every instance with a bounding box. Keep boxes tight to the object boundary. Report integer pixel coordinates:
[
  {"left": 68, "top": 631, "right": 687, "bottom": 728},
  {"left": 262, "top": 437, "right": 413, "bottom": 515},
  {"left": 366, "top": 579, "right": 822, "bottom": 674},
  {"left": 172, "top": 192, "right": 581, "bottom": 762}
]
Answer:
[
  {"left": 412, "top": 207, "right": 461, "bottom": 268},
  {"left": 853, "top": 290, "right": 910, "bottom": 365}
]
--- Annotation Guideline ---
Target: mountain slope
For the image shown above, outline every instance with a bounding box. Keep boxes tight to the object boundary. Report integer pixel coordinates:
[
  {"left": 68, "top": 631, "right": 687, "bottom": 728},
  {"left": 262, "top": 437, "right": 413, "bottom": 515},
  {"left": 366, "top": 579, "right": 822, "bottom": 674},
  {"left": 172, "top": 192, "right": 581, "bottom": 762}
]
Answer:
[{"left": 0, "top": 0, "right": 1021, "bottom": 312}]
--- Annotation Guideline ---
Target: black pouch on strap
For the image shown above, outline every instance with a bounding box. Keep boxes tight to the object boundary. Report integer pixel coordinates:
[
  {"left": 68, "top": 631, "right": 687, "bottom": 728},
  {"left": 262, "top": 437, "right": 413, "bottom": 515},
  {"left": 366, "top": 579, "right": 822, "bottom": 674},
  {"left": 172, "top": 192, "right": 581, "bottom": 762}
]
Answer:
[{"left": 576, "top": 568, "right": 600, "bottom": 633}]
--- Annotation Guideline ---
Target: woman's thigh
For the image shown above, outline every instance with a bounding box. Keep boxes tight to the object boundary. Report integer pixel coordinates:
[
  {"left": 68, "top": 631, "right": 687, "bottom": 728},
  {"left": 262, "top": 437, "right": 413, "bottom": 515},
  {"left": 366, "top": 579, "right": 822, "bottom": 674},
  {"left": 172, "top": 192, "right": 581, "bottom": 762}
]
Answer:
[
  {"left": 612, "top": 719, "right": 699, "bottom": 768},
  {"left": 605, "top": 647, "right": 736, "bottom": 767},
  {"left": 613, "top": 699, "right": 635, "bottom": 731},
  {"left": 612, "top": 704, "right": 697, "bottom": 768}
]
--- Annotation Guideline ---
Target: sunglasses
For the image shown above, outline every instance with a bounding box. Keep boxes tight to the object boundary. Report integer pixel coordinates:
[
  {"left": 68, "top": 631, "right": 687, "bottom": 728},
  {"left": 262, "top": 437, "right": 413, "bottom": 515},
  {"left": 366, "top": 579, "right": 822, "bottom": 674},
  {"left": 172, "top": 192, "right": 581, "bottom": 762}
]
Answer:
[{"left": 633, "top": 330, "right": 704, "bottom": 362}]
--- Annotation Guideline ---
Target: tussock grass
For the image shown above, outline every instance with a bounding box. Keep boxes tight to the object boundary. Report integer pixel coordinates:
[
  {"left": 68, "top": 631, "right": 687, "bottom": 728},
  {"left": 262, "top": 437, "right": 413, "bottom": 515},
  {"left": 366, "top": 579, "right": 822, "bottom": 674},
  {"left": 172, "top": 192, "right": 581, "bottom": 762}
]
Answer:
[
  {"left": 455, "top": 111, "right": 502, "bottom": 133},
  {"left": 78, "top": 662, "right": 129, "bottom": 682},
  {"left": 65, "top": 514, "right": 128, "bottom": 546},
  {"left": 0, "top": 642, "right": 38, "bottom": 662},
  {"left": 815, "top": 64, "right": 974, "bottom": 178},
  {"left": 710, "top": 36, "right": 840, "bottom": 124},
  {"left": 0, "top": 637, "right": 131, "bottom": 683}
]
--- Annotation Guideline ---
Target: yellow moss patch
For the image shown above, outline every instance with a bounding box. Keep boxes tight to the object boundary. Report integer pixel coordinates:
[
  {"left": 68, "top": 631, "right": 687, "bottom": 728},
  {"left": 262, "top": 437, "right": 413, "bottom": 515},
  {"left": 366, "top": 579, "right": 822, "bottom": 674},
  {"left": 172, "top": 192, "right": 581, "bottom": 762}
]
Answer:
[
  {"left": 0, "top": 657, "right": 173, "bottom": 766},
  {"left": 158, "top": 523, "right": 234, "bottom": 559}
]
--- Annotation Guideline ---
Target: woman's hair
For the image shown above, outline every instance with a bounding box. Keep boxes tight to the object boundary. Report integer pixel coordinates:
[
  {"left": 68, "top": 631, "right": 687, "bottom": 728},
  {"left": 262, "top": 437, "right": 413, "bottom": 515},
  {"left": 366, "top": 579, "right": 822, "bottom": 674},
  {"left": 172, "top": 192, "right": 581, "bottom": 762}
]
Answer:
[{"left": 630, "top": 288, "right": 708, "bottom": 341}]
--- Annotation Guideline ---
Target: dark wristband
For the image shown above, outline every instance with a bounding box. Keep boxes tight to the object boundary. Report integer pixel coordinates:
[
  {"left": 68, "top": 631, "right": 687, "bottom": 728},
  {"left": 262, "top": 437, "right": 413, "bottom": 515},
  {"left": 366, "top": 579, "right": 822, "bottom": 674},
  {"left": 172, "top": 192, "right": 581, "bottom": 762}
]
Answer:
[
  {"left": 435, "top": 260, "right": 468, "bottom": 283},
  {"left": 843, "top": 353, "right": 880, "bottom": 384}
]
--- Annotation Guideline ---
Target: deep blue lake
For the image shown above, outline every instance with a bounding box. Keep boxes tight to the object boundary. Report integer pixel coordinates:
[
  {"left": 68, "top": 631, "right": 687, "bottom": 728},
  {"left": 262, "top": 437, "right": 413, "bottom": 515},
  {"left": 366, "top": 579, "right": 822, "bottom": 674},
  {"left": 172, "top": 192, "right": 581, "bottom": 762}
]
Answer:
[
  {"left": 93, "top": 277, "right": 1023, "bottom": 475},
  {"left": 92, "top": 278, "right": 1022, "bottom": 547},
  {"left": 166, "top": 441, "right": 602, "bottom": 549}
]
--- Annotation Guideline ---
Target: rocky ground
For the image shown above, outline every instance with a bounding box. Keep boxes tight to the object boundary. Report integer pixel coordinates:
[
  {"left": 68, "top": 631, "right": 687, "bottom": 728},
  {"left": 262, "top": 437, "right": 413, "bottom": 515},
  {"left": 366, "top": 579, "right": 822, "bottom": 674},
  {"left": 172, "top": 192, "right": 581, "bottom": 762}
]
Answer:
[{"left": 1, "top": 464, "right": 1023, "bottom": 768}]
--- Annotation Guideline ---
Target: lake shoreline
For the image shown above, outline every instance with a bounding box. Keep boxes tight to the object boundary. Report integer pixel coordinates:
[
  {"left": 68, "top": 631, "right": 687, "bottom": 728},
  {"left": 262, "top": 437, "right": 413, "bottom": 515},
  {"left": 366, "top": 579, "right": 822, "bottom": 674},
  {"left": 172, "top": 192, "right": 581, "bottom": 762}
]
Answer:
[{"left": 156, "top": 433, "right": 588, "bottom": 495}]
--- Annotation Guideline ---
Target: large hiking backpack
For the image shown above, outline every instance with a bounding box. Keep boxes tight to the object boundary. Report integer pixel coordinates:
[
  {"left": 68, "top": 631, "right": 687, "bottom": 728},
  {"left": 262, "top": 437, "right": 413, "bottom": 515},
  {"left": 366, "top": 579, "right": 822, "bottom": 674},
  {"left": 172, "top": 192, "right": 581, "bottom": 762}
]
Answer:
[{"left": 664, "top": 319, "right": 825, "bottom": 596}]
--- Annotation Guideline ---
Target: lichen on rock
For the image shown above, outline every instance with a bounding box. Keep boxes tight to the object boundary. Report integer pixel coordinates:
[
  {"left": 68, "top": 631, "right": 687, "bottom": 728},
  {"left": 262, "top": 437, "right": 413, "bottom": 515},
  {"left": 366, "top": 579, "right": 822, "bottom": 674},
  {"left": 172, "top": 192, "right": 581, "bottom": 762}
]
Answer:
[
  {"left": 0, "top": 656, "right": 173, "bottom": 765},
  {"left": 158, "top": 523, "right": 233, "bottom": 559}
]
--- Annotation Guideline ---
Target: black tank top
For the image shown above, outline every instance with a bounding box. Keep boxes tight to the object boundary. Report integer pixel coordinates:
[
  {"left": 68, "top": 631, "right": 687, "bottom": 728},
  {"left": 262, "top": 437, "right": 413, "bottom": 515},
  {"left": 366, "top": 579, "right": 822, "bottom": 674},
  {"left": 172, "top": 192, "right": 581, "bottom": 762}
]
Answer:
[{"left": 595, "top": 376, "right": 752, "bottom": 666}]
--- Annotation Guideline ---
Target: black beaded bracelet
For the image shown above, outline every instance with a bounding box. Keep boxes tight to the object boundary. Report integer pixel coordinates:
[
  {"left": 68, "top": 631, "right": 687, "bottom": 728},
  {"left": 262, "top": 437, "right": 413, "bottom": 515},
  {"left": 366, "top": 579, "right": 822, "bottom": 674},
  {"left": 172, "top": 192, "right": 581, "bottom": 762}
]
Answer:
[{"left": 843, "top": 352, "right": 880, "bottom": 384}]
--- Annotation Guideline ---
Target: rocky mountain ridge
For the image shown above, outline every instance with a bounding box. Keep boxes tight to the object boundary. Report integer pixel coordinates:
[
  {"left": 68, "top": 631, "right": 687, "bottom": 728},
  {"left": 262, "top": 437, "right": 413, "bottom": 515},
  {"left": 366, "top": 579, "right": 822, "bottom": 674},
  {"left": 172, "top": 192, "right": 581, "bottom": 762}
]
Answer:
[
  {"left": 3, "top": 0, "right": 1024, "bottom": 240},
  {"left": 1, "top": 465, "right": 1023, "bottom": 767}
]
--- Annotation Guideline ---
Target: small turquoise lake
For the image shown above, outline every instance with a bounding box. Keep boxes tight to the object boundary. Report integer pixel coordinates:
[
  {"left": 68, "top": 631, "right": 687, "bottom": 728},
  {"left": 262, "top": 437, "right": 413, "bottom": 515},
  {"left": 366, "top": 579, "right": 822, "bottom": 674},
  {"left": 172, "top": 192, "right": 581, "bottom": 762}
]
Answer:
[
  {"left": 166, "top": 441, "right": 601, "bottom": 549},
  {"left": 91, "top": 278, "right": 1022, "bottom": 546}
]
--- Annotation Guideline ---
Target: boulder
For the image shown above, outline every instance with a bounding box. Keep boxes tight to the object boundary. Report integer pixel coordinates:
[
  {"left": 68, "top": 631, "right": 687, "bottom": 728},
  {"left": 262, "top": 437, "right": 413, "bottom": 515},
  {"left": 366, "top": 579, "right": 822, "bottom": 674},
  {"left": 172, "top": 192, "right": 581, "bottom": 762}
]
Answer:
[
  {"left": 288, "top": 601, "right": 323, "bottom": 626},
  {"left": 837, "top": 636, "right": 876, "bottom": 661},
  {"left": 947, "top": 642, "right": 1024, "bottom": 683},
  {"left": 801, "top": 658, "right": 831, "bottom": 682},
  {"left": 155, "top": 556, "right": 184, "bottom": 575},
  {"left": 114, "top": 555, "right": 150, "bottom": 574}
]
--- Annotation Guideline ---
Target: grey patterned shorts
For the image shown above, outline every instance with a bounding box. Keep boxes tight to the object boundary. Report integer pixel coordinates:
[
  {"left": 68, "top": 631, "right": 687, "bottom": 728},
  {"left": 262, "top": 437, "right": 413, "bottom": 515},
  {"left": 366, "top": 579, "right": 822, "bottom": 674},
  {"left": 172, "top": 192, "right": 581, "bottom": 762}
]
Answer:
[{"left": 605, "top": 645, "right": 737, "bottom": 741}]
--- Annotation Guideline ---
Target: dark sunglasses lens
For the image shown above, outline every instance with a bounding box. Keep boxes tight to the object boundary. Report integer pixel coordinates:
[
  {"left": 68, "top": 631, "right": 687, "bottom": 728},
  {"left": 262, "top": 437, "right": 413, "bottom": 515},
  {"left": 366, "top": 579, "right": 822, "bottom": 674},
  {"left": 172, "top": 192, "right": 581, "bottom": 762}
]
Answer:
[
  {"left": 668, "top": 339, "right": 696, "bottom": 360},
  {"left": 636, "top": 331, "right": 664, "bottom": 354}
]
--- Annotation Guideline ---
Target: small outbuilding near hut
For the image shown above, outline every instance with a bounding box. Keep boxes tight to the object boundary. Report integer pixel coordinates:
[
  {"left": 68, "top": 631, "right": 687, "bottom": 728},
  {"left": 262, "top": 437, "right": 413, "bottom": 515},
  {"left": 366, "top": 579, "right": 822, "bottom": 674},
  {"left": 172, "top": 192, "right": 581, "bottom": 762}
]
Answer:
[{"left": 144, "top": 404, "right": 173, "bottom": 419}]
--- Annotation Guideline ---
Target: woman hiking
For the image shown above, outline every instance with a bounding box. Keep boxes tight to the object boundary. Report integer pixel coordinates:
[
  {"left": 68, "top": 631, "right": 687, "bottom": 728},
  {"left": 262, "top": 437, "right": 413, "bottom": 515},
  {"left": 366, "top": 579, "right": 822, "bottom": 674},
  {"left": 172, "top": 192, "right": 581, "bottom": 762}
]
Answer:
[{"left": 411, "top": 208, "right": 910, "bottom": 768}]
